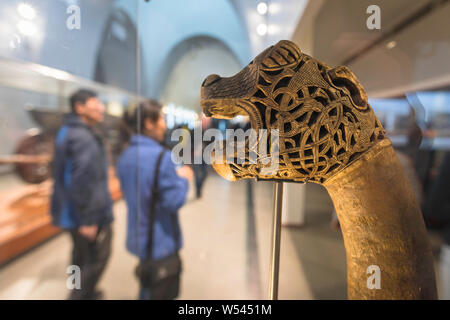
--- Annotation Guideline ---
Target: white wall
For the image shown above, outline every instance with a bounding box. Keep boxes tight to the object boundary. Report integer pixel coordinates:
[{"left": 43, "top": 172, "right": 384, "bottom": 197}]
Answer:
[
  {"left": 349, "top": 1, "right": 450, "bottom": 97},
  {"left": 292, "top": 0, "right": 450, "bottom": 96}
]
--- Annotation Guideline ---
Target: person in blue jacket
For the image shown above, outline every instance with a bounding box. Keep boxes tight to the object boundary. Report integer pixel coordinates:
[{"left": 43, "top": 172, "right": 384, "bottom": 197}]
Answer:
[
  {"left": 51, "top": 89, "right": 113, "bottom": 300},
  {"left": 118, "top": 100, "right": 193, "bottom": 299}
]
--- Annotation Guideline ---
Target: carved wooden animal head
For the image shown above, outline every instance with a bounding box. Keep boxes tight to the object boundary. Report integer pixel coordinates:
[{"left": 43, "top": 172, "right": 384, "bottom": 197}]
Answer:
[{"left": 201, "top": 40, "right": 385, "bottom": 184}]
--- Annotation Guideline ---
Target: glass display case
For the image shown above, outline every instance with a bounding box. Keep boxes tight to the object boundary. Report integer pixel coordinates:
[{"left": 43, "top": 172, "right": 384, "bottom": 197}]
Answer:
[{"left": 0, "top": 0, "right": 448, "bottom": 301}]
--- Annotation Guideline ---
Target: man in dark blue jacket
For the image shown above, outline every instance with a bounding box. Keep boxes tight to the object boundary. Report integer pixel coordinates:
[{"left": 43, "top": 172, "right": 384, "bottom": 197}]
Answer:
[{"left": 51, "top": 89, "right": 113, "bottom": 300}]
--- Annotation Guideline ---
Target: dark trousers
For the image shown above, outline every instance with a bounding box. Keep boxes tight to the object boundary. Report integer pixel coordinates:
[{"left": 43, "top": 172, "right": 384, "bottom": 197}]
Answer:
[
  {"left": 68, "top": 224, "right": 112, "bottom": 300},
  {"left": 193, "top": 163, "right": 208, "bottom": 198}
]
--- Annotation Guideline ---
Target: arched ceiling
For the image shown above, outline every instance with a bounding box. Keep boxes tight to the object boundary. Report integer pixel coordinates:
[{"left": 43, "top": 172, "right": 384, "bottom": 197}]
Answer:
[
  {"left": 118, "top": 0, "right": 251, "bottom": 98},
  {"left": 159, "top": 36, "right": 242, "bottom": 112}
]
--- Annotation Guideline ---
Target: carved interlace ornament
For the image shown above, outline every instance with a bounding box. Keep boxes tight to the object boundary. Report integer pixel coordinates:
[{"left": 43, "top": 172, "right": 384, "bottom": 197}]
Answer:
[{"left": 201, "top": 40, "right": 385, "bottom": 184}]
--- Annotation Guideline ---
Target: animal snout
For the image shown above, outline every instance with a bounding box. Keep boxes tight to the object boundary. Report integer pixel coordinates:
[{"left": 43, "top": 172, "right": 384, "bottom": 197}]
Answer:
[{"left": 202, "top": 74, "right": 221, "bottom": 87}]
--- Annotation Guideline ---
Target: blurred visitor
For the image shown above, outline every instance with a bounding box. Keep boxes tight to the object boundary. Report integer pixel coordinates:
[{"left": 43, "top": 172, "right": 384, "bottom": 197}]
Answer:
[
  {"left": 404, "top": 107, "right": 423, "bottom": 164},
  {"left": 118, "top": 100, "right": 193, "bottom": 300},
  {"left": 396, "top": 151, "right": 424, "bottom": 205},
  {"left": 395, "top": 106, "right": 424, "bottom": 206},
  {"left": 50, "top": 89, "right": 113, "bottom": 300},
  {"left": 396, "top": 106, "right": 424, "bottom": 205},
  {"left": 191, "top": 116, "right": 211, "bottom": 199},
  {"left": 424, "top": 152, "right": 450, "bottom": 299}
]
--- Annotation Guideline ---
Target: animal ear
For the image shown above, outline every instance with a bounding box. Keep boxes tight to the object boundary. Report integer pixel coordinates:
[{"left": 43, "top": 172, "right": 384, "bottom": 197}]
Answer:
[
  {"left": 328, "top": 66, "right": 368, "bottom": 110},
  {"left": 260, "top": 40, "right": 302, "bottom": 69}
]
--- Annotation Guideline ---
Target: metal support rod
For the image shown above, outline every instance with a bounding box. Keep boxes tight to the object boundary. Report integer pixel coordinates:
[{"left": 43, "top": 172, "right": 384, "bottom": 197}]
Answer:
[{"left": 268, "top": 182, "right": 283, "bottom": 300}]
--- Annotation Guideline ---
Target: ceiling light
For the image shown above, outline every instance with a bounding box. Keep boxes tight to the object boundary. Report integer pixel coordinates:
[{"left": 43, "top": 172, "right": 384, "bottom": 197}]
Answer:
[
  {"left": 18, "top": 3, "right": 36, "bottom": 20},
  {"left": 17, "top": 20, "right": 37, "bottom": 36},
  {"left": 257, "top": 2, "right": 268, "bottom": 15},
  {"left": 256, "top": 23, "right": 268, "bottom": 36},
  {"left": 268, "top": 3, "right": 281, "bottom": 14},
  {"left": 386, "top": 41, "right": 397, "bottom": 50}
]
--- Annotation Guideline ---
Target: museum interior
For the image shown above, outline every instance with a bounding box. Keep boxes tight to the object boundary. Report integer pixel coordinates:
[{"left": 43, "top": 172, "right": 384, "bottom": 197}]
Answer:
[{"left": 0, "top": 0, "right": 450, "bottom": 300}]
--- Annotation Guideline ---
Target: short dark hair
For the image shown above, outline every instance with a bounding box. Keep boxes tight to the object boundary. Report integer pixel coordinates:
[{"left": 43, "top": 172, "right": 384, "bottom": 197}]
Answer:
[
  {"left": 69, "top": 89, "right": 97, "bottom": 113},
  {"left": 123, "top": 99, "right": 162, "bottom": 133}
]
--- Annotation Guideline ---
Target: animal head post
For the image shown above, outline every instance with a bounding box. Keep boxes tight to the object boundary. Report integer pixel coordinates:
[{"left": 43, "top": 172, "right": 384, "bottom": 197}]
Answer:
[{"left": 201, "top": 40, "right": 437, "bottom": 299}]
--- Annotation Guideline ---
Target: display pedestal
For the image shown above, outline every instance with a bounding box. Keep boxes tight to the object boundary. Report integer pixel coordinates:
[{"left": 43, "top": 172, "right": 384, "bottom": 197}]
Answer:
[
  {"left": 0, "top": 181, "right": 59, "bottom": 265},
  {"left": 0, "top": 168, "right": 122, "bottom": 266}
]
